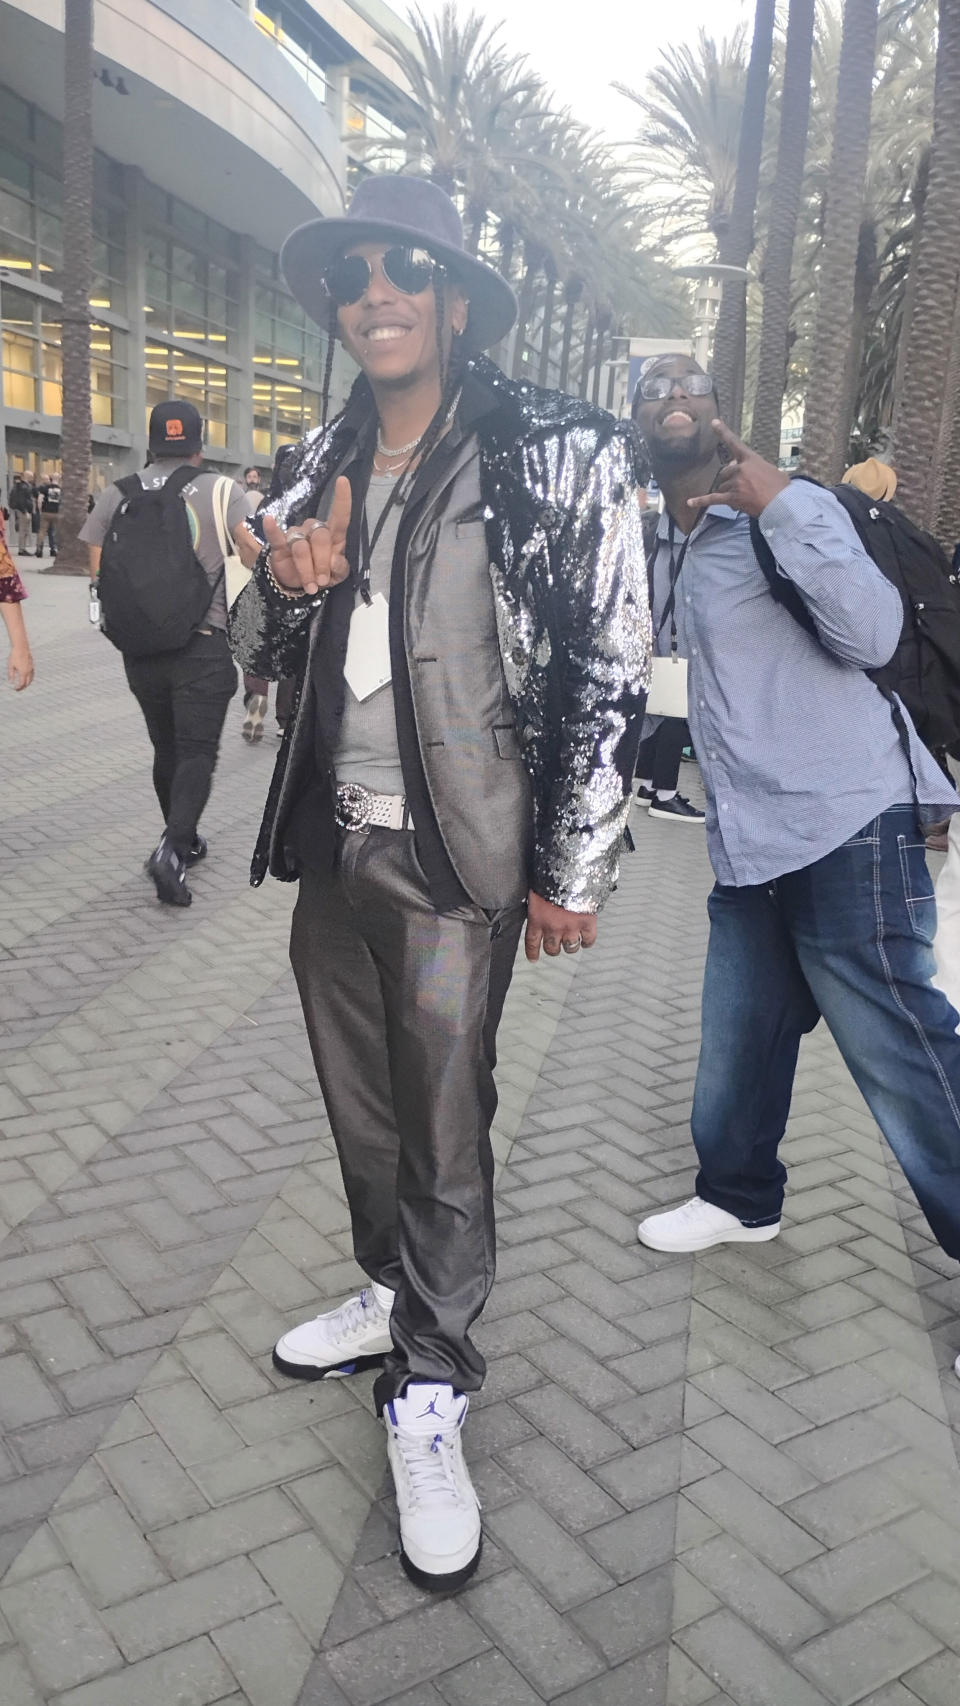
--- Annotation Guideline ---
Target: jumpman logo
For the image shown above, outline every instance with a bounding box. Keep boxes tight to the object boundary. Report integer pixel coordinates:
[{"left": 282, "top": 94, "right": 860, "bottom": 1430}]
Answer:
[{"left": 417, "top": 1392, "right": 444, "bottom": 1419}]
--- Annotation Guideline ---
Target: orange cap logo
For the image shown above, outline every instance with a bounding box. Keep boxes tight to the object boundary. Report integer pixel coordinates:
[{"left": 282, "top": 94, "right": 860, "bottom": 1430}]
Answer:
[{"left": 166, "top": 419, "right": 184, "bottom": 438}]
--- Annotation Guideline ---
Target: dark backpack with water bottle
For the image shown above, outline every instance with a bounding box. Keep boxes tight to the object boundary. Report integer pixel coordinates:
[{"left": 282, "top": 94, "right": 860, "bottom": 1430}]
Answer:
[{"left": 97, "top": 467, "right": 220, "bottom": 658}]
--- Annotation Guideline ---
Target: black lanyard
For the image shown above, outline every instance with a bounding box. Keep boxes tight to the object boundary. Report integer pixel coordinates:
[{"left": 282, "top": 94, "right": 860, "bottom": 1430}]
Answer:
[
  {"left": 358, "top": 473, "right": 405, "bottom": 607},
  {"left": 655, "top": 516, "right": 696, "bottom": 653}
]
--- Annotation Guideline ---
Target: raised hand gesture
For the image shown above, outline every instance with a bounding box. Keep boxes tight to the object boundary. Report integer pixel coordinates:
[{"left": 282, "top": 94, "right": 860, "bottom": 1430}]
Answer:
[
  {"left": 262, "top": 475, "right": 352, "bottom": 597},
  {"left": 687, "top": 421, "right": 791, "bottom": 519}
]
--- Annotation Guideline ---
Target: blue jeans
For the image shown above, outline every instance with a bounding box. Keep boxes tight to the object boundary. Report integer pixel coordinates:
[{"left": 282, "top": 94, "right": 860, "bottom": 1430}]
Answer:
[{"left": 693, "top": 804, "right": 960, "bottom": 1256}]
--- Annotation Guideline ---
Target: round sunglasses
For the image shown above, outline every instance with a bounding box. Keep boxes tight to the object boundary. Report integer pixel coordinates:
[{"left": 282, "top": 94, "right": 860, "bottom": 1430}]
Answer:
[
  {"left": 323, "top": 246, "right": 445, "bottom": 308},
  {"left": 639, "top": 370, "right": 715, "bottom": 401}
]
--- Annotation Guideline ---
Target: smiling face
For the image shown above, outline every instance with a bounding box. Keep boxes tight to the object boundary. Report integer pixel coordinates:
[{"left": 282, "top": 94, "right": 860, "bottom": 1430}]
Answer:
[
  {"left": 334, "top": 241, "right": 469, "bottom": 395},
  {"left": 633, "top": 356, "right": 719, "bottom": 471}
]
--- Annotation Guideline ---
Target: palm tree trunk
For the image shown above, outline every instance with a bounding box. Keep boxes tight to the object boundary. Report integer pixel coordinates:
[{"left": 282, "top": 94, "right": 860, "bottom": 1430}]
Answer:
[
  {"left": 892, "top": 149, "right": 930, "bottom": 420},
  {"left": 713, "top": 0, "right": 775, "bottom": 429},
  {"left": 931, "top": 283, "right": 960, "bottom": 547},
  {"left": 537, "top": 263, "right": 558, "bottom": 387},
  {"left": 465, "top": 203, "right": 486, "bottom": 257},
  {"left": 498, "top": 221, "right": 516, "bottom": 280},
  {"left": 750, "top": 0, "right": 815, "bottom": 465},
  {"left": 799, "top": 0, "right": 880, "bottom": 484},
  {"left": 892, "top": 0, "right": 960, "bottom": 530},
  {"left": 579, "top": 315, "right": 595, "bottom": 400},
  {"left": 836, "top": 219, "right": 878, "bottom": 466},
  {"left": 558, "top": 277, "right": 582, "bottom": 393},
  {"left": 512, "top": 247, "right": 541, "bottom": 380},
  {"left": 55, "top": 0, "right": 94, "bottom": 575}
]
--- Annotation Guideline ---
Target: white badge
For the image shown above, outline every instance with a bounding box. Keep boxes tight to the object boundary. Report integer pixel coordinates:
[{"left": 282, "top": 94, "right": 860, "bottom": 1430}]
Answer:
[
  {"left": 343, "top": 592, "right": 392, "bottom": 702},
  {"left": 645, "top": 654, "right": 689, "bottom": 719}
]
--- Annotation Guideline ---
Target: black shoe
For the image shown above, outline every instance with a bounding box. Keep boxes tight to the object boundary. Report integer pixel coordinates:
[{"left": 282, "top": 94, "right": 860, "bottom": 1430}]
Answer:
[
  {"left": 636, "top": 784, "right": 655, "bottom": 806},
  {"left": 648, "top": 794, "right": 705, "bottom": 823},
  {"left": 186, "top": 834, "right": 207, "bottom": 866},
  {"left": 146, "top": 838, "right": 192, "bottom": 906}
]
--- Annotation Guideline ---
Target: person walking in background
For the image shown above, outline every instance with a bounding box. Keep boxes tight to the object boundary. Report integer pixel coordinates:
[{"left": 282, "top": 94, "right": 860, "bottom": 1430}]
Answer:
[
  {"left": 242, "top": 466, "right": 265, "bottom": 517},
  {"left": 81, "top": 401, "right": 254, "bottom": 906},
  {"left": 0, "top": 509, "right": 34, "bottom": 689},
  {"left": 631, "top": 352, "right": 960, "bottom": 1269},
  {"left": 9, "top": 471, "right": 36, "bottom": 556},
  {"left": 35, "top": 474, "right": 60, "bottom": 559},
  {"left": 635, "top": 718, "right": 704, "bottom": 821},
  {"left": 231, "top": 172, "right": 648, "bottom": 1591}
]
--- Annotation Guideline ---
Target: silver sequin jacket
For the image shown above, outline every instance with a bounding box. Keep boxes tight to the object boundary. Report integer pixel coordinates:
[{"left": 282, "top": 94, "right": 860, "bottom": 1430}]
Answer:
[{"left": 229, "top": 354, "right": 651, "bottom": 912}]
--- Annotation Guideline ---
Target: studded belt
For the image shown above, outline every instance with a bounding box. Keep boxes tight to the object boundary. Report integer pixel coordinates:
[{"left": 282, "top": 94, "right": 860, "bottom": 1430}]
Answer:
[{"left": 335, "top": 783, "right": 414, "bottom": 833}]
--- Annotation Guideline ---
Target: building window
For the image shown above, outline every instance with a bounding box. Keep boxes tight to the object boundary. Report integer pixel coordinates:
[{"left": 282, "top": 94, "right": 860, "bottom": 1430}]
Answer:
[
  {"left": 1, "top": 285, "right": 125, "bottom": 424},
  {"left": 254, "top": 7, "right": 329, "bottom": 103},
  {"left": 144, "top": 190, "right": 240, "bottom": 356},
  {"left": 145, "top": 343, "right": 233, "bottom": 448},
  {"left": 251, "top": 377, "right": 319, "bottom": 456},
  {"left": 253, "top": 280, "right": 324, "bottom": 385},
  {"left": 0, "top": 128, "right": 125, "bottom": 308}
]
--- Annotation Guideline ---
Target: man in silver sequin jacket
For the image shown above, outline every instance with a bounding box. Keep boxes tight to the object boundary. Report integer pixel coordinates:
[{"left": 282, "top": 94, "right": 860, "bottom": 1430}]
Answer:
[{"left": 227, "top": 174, "right": 649, "bottom": 1595}]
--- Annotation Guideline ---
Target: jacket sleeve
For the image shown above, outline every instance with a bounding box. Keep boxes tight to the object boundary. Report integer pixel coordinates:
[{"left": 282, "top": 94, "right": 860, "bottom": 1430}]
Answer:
[
  {"left": 756, "top": 481, "right": 903, "bottom": 669},
  {"left": 226, "top": 436, "right": 333, "bottom": 680},
  {"left": 534, "top": 429, "right": 651, "bottom": 912}
]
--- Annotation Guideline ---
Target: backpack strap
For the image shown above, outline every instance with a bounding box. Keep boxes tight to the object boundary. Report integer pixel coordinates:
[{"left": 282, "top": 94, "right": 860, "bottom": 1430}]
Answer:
[
  {"left": 748, "top": 516, "right": 819, "bottom": 638},
  {"left": 114, "top": 473, "right": 143, "bottom": 502}
]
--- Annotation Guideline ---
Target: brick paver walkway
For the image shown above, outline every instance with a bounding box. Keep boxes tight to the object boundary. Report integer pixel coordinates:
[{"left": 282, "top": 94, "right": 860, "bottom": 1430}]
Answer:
[{"left": 3, "top": 568, "right": 960, "bottom": 1705}]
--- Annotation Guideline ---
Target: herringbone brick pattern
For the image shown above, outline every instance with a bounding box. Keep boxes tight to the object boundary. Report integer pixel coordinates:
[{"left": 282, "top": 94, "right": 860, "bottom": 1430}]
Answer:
[{"left": 3, "top": 573, "right": 960, "bottom": 1705}]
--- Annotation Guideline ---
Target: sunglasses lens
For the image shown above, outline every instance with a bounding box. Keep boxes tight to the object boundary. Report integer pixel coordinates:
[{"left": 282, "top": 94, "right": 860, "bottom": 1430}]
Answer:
[
  {"left": 382, "top": 246, "right": 436, "bottom": 295},
  {"left": 324, "top": 255, "right": 370, "bottom": 306},
  {"left": 640, "top": 371, "right": 714, "bottom": 400}
]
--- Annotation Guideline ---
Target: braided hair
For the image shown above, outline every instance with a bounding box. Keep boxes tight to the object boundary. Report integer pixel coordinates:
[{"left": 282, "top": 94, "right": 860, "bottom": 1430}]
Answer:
[{"left": 320, "top": 298, "right": 339, "bottom": 428}]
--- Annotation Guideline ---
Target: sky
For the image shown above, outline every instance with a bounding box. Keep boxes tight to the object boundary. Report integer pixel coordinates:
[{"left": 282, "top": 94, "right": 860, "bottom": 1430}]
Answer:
[{"left": 427, "top": 0, "right": 752, "bottom": 140}]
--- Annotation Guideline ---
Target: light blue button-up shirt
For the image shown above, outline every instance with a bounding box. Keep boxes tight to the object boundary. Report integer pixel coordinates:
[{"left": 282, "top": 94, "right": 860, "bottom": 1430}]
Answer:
[{"left": 648, "top": 480, "right": 958, "bottom": 886}]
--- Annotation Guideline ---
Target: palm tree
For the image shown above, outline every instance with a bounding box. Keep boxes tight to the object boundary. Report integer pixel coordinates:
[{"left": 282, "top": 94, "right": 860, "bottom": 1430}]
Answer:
[
  {"left": 617, "top": 30, "right": 748, "bottom": 263},
  {"left": 712, "top": 0, "right": 776, "bottom": 429},
  {"left": 800, "top": 0, "right": 881, "bottom": 483},
  {"left": 892, "top": 0, "right": 960, "bottom": 526},
  {"left": 56, "top": 0, "right": 93, "bottom": 575},
  {"left": 750, "top": 0, "right": 816, "bottom": 463}
]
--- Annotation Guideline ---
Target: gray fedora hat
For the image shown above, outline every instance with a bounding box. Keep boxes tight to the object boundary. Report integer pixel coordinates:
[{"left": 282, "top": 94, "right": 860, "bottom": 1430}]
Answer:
[{"left": 280, "top": 174, "right": 518, "bottom": 351}]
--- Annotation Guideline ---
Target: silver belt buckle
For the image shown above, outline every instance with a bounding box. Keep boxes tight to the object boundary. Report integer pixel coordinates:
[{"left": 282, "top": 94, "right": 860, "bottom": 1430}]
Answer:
[{"left": 335, "top": 782, "right": 374, "bottom": 833}]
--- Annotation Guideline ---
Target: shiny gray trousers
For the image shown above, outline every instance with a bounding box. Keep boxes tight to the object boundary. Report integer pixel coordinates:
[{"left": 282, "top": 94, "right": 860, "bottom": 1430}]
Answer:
[{"left": 289, "top": 828, "right": 524, "bottom": 1402}]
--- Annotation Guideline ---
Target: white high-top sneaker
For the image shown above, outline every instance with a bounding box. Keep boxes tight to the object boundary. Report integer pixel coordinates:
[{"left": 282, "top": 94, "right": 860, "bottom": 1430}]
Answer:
[
  {"left": 273, "top": 1283, "right": 394, "bottom": 1380},
  {"left": 385, "top": 1383, "right": 481, "bottom": 1591},
  {"left": 638, "top": 1197, "right": 781, "bottom": 1253}
]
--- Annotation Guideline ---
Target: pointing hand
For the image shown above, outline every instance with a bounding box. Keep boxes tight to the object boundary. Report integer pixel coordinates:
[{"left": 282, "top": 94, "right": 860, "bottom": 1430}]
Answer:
[
  {"left": 263, "top": 476, "right": 352, "bottom": 596},
  {"left": 687, "top": 420, "right": 791, "bottom": 519}
]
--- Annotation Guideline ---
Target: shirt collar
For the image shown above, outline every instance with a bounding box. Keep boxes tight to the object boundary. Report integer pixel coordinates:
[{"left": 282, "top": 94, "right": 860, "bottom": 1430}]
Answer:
[{"left": 655, "top": 500, "right": 741, "bottom": 541}]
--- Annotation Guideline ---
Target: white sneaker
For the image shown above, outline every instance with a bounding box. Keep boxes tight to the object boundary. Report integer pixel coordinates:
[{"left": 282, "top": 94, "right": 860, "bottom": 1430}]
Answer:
[
  {"left": 638, "top": 1196, "right": 780, "bottom": 1253},
  {"left": 273, "top": 1283, "right": 394, "bottom": 1380},
  {"left": 385, "top": 1383, "right": 481, "bottom": 1591}
]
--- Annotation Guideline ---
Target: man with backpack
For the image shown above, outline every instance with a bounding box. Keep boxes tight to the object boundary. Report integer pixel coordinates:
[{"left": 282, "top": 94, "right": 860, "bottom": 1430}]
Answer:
[
  {"left": 631, "top": 352, "right": 960, "bottom": 1264},
  {"left": 81, "top": 401, "right": 251, "bottom": 906}
]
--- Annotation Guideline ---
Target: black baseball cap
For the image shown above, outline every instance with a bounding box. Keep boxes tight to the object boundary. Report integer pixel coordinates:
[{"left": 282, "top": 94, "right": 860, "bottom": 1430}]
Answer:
[{"left": 148, "top": 399, "right": 203, "bottom": 456}]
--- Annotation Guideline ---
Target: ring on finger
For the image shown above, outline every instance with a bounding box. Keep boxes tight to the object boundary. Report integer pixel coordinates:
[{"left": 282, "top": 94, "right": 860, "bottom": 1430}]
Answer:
[
  {"left": 286, "top": 530, "right": 307, "bottom": 543},
  {"left": 562, "top": 936, "right": 582, "bottom": 954}
]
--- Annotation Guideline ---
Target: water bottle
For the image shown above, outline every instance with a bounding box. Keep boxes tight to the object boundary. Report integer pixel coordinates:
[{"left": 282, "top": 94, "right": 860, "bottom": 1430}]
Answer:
[{"left": 88, "top": 580, "right": 101, "bottom": 626}]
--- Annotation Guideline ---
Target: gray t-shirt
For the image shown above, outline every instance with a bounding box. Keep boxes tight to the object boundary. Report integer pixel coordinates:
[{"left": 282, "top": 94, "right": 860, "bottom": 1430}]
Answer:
[
  {"left": 333, "top": 474, "right": 405, "bottom": 796},
  {"left": 80, "top": 461, "right": 247, "bottom": 631}
]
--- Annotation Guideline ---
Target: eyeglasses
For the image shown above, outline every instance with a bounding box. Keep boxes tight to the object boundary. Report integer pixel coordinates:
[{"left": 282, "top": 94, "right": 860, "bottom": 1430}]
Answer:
[
  {"left": 323, "top": 246, "right": 445, "bottom": 308},
  {"left": 639, "top": 370, "right": 715, "bottom": 401}
]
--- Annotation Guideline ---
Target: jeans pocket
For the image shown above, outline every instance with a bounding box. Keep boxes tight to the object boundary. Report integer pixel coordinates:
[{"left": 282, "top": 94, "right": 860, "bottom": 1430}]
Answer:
[{"left": 898, "top": 832, "right": 937, "bottom": 945}]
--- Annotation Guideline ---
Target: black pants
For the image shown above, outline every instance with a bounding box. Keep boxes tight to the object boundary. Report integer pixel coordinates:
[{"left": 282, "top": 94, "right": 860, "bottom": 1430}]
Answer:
[
  {"left": 124, "top": 630, "right": 237, "bottom": 857},
  {"left": 290, "top": 830, "right": 524, "bottom": 1407},
  {"left": 636, "top": 717, "right": 688, "bottom": 792}
]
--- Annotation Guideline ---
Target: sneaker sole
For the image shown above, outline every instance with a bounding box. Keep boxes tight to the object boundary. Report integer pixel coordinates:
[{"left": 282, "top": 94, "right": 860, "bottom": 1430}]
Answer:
[
  {"left": 400, "top": 1536, "right": 482, "bottom": 1594},
  {"left": 647, "top": 809, "right": 705, "bottom": 823},
  {"left": 272, "top": 1347, "right": 388, "bottom": 1381},
  {"left": 147, "top": 863, "right": 192, "bottom": 908},
  {"left": 638, "top": 1220, "right": 780, "bottom": 1253}
]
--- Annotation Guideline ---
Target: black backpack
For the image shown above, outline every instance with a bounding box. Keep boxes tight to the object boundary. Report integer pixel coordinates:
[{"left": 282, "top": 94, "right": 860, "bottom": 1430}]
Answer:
[
  {"left": 98, "top": 467, "right": 220, "bottom": 658},
  {"left": 750, "top": 481, "right": 960, "bottom": 752}
]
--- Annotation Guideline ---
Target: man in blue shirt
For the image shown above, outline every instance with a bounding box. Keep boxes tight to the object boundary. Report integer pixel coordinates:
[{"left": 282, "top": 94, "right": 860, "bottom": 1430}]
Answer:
[{"left": 632, "top": 352, "right": 960, "bottom": 1261}]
